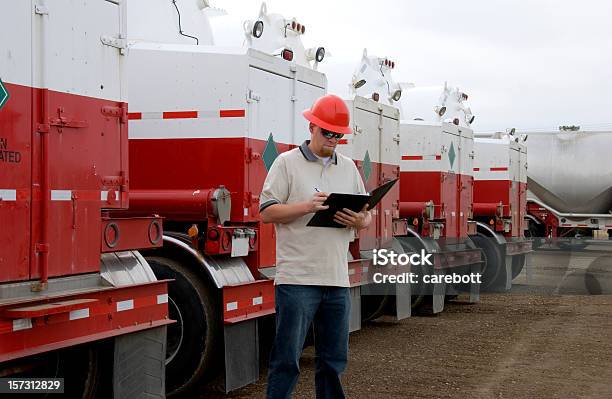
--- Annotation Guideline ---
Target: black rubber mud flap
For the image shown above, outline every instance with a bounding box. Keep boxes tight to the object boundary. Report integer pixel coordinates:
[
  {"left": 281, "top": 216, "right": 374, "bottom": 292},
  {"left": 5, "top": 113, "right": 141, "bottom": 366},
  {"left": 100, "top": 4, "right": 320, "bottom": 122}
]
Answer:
[
  {"left": 395, "top": 279, "right": 412, "bottom": 320},
  {"left": 113, "top": 326, "right": 167, "bottom": 399},
  {"left": 469, "top": 262, "right": 481, "bottom": 303},
  {"left": 349, "top": 286, "right": 361, "bottom": 332},
  {"left": 224, "top": 319, "right": 259, "bottom": 393}
]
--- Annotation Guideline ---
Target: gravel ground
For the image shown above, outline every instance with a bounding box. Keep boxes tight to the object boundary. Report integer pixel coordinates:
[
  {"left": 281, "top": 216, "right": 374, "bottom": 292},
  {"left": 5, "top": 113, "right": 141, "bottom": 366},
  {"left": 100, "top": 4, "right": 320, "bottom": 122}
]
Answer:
[{"left": 201, "top": 247, "right": 612, "bottom": 399}]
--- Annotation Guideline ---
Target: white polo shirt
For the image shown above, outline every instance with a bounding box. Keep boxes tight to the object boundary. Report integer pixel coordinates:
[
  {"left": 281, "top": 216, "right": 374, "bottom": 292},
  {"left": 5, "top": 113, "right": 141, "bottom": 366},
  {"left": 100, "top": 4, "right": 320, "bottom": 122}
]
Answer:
[{"left": 259, "top": 141, "right": 366, "bottom": 287}]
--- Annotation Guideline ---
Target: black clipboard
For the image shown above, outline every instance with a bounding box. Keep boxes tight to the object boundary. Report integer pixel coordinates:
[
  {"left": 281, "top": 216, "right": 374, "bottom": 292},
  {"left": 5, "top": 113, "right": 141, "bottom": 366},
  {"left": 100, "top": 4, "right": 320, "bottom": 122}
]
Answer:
[
  {"left": 366, "top": 178, "right": 398, "bottom": 210},
  {"left": 306, "top": 178, "right": 398, "bottom": 228}
]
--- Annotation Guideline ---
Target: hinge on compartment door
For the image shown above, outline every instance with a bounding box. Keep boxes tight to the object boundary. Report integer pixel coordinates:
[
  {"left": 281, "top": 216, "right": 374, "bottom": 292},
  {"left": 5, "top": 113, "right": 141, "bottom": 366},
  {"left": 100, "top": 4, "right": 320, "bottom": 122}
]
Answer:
[
  {"left": 244, "top": 192, "right": 254, "bottom": 207},
  {"left": 37, "top": 123, "right": 50, "bottom": 134},
  {"left": 34, "top": 4, "right": 49, "bottom": 15},
  {"left": 245, "top": 147, "right": 261, "bottom": 163},
  {"left": 100, "top": 35, "right": 128, "bottom": 55},
  {"left": 102, "top": 175, "right": 126, "bottom": 188},
  {"left": 247, "top": 90, "right": 261, "bottom": 103},
  {"left": 101, "top": 104, "right": 128, "bottom": 124}
]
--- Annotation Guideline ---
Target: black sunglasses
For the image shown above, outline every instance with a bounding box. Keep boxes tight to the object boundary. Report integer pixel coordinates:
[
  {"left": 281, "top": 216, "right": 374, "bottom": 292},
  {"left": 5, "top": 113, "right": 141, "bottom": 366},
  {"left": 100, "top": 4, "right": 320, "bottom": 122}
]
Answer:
[{"left": 321, "top": 129, "right": 344, "bottom": 140}]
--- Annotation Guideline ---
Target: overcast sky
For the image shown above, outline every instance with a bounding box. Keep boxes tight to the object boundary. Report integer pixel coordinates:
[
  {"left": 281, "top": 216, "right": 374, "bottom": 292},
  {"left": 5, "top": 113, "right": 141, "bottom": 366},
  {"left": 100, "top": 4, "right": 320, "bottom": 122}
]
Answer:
[{"left": 211, "top": 0, "right": 612, "bottom": 133}]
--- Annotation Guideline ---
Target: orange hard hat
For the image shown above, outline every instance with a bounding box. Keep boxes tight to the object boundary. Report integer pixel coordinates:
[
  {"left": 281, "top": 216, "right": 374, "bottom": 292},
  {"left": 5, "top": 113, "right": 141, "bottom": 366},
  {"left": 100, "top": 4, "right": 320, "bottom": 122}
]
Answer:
[{"left": 303, "top": 94, "right": 352, "bottom": 134}]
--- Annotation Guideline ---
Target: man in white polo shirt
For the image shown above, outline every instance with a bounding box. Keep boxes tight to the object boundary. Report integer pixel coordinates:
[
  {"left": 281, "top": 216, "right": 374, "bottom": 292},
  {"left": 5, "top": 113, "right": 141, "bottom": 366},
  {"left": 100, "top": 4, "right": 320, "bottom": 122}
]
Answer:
[{"left": 259, "top": 94, "right": 371, "bottom": 399}]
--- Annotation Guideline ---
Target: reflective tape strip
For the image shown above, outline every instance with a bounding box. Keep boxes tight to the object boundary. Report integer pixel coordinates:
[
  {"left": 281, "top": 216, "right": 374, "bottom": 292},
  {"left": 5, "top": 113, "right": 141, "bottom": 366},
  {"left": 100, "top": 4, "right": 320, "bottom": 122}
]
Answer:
[
  {"left": 128, "top": 109, "right": 245, "bottom": 120},
  {"left": 226, "top": 301, "right": 238, "bottom": 311},
  {"left": 164, "top": 111, "right": 198, "bottom": 119},
  {"left": 116, "top": 299, "right": 134, "bottom": 312},
  {"left": 51, "top": 190, "right": 72, "bottom": 201},
  {"left": 157, "top": 294, "right": 169, "bottom": 304},
  {"left": 100, "top": 191, "right": 119, "bottom": 201},
  {"left": 220, "top": 109, "right": 245, "bottom": 118},
  {"left": 490, "top": 167, "right": 509, "bottom": 171},
  {"left": 13, "top": 318, "right": 32, "bottom": 331},
  {"left": 199, "top": 110, "right": 218, "bottom": 118},
  {"left": 252, "top": 296, "right": 263, "bottom": 306},
  {"left": 140, "top": 112, "right": 163, "bottom": 119},
  {"left": 0, "top": 189, "right": 17, "bottom": 201},
  {"left": 402, "top": 155, "right": 441, "bottom": 161},
  {"left": 69, "top": 308, "right": 90, "bottom": 320}
]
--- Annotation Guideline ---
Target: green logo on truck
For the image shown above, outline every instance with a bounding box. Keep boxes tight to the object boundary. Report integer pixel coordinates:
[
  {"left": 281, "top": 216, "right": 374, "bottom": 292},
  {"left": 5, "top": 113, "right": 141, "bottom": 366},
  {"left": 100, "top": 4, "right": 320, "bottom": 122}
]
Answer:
[
  {"left": 262, "top": 133, "right": 279, "bottom": 172},
  {"left": 448, "top": 141, "right": 456, "bottom": 169},
  {"left": 363, "top": 150, "right": 372, "bottom": 182},
  {"left": 0, "top": 79, "right": 9, "bottom": 110}
]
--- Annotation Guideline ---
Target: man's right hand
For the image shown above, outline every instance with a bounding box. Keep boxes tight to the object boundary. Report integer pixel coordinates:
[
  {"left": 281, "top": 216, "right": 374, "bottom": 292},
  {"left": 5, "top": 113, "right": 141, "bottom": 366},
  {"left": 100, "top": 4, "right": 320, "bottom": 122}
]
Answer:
[
  {"left": 304, "top": 192, "right": 329, "bottom": 213},
  {"left": 260, "top": 192, "right": 329, "bottom": 224}
]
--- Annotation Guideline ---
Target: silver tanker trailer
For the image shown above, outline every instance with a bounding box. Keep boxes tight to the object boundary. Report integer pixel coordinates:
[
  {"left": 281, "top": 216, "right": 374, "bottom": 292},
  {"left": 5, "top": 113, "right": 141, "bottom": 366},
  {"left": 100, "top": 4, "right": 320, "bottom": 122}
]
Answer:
[{"left": 522, "top": 129, "right": 612, "bottom": 249}]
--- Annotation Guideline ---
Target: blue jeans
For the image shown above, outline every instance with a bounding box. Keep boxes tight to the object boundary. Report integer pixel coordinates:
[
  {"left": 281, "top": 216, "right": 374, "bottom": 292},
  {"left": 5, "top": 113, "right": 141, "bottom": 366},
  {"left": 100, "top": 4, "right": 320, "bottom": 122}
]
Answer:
[{"left": 266, "top": 284, "right": 351, "bottom": 399}]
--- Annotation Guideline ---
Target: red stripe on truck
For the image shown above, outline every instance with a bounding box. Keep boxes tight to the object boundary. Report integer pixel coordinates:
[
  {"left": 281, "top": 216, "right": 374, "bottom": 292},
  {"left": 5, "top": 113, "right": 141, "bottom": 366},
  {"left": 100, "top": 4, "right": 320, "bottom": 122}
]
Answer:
[
  {"left": 163, "top": 111, "right": 198, "bottom": 119},
  {"left": 220, "top": 109, "right": 245, "bottom": 118}
]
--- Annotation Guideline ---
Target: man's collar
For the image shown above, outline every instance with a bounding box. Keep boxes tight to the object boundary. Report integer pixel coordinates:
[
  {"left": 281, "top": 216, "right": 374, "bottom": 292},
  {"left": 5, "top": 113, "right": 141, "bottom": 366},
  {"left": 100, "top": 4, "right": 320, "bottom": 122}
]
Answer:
[{"left": 299, "top": 140, "right": 338, "bottom": 165}]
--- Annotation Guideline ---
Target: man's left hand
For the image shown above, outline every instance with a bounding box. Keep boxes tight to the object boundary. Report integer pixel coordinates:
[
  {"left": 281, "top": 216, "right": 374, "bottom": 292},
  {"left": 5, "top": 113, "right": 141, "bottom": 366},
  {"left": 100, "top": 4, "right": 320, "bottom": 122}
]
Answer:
[{"left": 333, "top": 205, "right": 371, "bottom": 230}]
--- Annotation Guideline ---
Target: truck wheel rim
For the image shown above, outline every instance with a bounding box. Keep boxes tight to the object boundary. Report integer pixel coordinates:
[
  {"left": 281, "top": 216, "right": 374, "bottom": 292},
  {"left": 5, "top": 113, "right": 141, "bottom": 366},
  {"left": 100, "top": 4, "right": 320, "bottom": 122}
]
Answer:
[{"left": 166, "top": 296, "right": 185, "bottom": 365}]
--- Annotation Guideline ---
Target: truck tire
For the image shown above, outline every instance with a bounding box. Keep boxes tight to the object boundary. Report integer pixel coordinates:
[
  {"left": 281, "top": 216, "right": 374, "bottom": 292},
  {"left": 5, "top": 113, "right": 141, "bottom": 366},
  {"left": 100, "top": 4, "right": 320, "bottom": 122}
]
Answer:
[
  {"left": 526, "top": 220, "right": 544, "bottom": 249},
  {"left": 7, "top": 344, "right": 102, "bottom": 399},
  {"left": 511, "top": 254, "right": 526, "bottom": 279},
  {"left": 471, "top": 234, "right": 504, "bottom": 291},
  {"left": 147, "top": 257, "right": 220, "bottom": 397},
  {"left": 358, "top": 251, "right": 391, "bottom": 322},
  {"left": 50, "top": 343, "right": 103, "bottom": 399},
  {"left": 63, "top": 346, "right": 101, "bottom": 399},
  {"left": 361, "top": 292, "right": 390, "bottom": 322}
]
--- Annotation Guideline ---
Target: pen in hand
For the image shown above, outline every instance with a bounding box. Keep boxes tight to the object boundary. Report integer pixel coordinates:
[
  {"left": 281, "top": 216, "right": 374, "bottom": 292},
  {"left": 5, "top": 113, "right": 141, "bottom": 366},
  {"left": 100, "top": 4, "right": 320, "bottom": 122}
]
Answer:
[{"left": 310, "top": 187, "right": 329, "bottom": 212}]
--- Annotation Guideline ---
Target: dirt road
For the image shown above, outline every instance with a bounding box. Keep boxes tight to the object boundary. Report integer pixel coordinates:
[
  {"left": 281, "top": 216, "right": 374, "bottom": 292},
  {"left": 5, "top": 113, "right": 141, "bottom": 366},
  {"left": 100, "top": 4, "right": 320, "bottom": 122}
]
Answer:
[{"left": 203, "top": 246, "right": 612, "bottom": 398}]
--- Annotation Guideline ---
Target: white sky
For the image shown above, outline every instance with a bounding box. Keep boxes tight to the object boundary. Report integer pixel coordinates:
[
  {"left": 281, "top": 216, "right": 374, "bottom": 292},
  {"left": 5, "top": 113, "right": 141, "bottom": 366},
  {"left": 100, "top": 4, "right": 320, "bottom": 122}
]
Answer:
[{"left": 210, "top": 0, "right": 612, "bottom": 133}]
